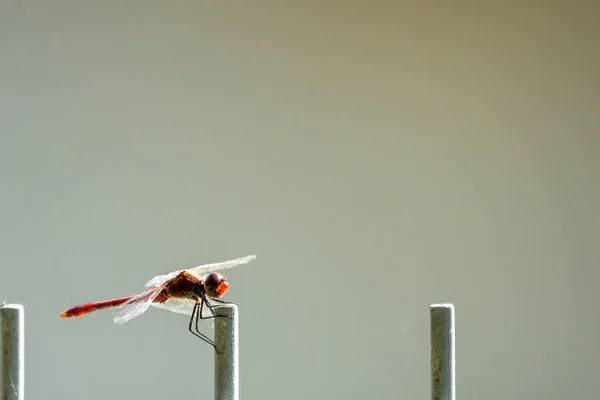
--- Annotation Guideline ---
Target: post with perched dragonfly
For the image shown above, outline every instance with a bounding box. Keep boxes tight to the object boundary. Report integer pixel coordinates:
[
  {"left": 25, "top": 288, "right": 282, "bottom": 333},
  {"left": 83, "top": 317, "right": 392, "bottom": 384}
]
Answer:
[
  {"left": 430, "top": 303, "right": 456, "bottom": 400},
  {"left": 59, "top": 255, "right": 256, "bottom": 400},
  {"left": 214, "top": 304, "right": 239, "bottom": 400},
  {"left": 1, "top": 304, "right": 24, "bottom": 400}
]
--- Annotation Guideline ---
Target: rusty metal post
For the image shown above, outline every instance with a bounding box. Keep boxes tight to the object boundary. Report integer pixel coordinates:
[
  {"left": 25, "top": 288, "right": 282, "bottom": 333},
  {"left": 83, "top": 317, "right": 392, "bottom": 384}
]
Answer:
[
  {"left": 1, "top": 304, "right": 24, "bottom": 400},
  {"left": 214, "top": 304, "right": 239, "bottom": 400},
  {"left": 431, "top": 303, "right": 455, "bottom": 400}
]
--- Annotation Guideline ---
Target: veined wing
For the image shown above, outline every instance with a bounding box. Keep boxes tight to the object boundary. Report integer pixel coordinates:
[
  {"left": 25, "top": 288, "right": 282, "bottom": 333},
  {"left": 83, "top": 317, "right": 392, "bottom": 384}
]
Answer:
[
  {"left": 112, "top": 287, "right": 163, "bottom": 325},
  {"left": 145, "top": 255, "right": 256, "bottom": 288},
  {"left": 151, "top": 297, "right": 214, "bottom": 319},
  {"left": 151, "top": 297, "right": 216, "bottom": 328},
  {"left": 187, "top": 254, "right": 256, "bottom": 280},
  {"left": 145, "top": 270, "right": 181, "bottom": 288}
]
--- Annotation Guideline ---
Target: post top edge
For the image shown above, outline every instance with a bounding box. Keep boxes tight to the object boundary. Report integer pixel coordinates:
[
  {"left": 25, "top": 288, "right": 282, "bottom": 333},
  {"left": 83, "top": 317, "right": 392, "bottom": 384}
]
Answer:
[
  {"left": 430, "top": 303, "right": 454, "bottom": 309},
  {"left": 0, "top": 304, "right": 24, "bottom": 311}
]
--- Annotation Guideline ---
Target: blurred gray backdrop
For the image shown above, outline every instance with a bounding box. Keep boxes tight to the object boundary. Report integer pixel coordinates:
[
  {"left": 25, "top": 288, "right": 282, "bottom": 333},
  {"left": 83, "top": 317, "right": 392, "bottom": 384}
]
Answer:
[{"left": 1, "top": 1, "right": 599, "bottom": 399}]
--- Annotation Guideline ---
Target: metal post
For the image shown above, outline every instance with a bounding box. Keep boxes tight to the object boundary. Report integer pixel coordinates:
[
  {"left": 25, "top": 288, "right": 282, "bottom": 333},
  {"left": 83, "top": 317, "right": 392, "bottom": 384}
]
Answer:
[
  {"left": 1, "top": 304, "right": 24, "bottom": 400},
  {"left": 214, "top": 304, "right": 238, "bottom": 400},
  {"left": 430, "top": 303, "right": 455, "bottom": 400}
]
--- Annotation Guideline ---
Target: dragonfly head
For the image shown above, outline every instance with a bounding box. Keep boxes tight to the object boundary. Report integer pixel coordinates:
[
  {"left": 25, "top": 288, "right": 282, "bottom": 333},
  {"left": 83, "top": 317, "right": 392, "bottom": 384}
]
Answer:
[{"left": 204, "top": 272, "right": 229, "bottom": 298}]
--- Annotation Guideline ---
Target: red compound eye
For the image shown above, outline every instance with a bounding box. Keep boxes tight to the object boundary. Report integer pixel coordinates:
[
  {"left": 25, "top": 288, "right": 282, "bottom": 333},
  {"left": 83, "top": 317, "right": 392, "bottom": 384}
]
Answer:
[
  {"left": 215, "top": 280, "right": 229, "bottom": 296},
  {"left": 204, "top": 272, "right": 228, "bottom": 297}
]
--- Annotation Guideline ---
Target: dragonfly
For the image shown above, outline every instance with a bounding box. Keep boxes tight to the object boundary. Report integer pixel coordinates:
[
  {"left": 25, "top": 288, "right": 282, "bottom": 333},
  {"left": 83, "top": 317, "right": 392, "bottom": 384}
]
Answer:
[{"left": 60, "top": 255, "right": 256, "bottom": 348}]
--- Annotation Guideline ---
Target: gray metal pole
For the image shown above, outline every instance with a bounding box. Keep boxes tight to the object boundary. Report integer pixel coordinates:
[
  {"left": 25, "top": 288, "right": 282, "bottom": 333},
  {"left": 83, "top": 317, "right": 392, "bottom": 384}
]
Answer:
[
  {"left": 214, "top": 304, "right": 239, "bottom": 400},
  {"left": 430, "top": 303, "right": 455, "bottom": 400},
  {"left": 1, "top": 304, "right": 24, "bottom": 400}
]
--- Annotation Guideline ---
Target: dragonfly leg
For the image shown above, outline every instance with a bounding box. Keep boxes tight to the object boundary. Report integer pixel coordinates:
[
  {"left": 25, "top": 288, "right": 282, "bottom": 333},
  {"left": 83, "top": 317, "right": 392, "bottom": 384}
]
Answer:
[
  {"left": 196, "top": 298, "right": 228, "bottom": 355},
  {"left": 210, "top": 297, "right": 240, "bottom": 311},
  {"left": 199, "top": 296, "right": 231, "bottom": 320},
  {"left": 188, "top": 299, "right": 216, "bottom": 348},
  {"left": 211, "top": 298, "right": 239, "bottom": 306}
]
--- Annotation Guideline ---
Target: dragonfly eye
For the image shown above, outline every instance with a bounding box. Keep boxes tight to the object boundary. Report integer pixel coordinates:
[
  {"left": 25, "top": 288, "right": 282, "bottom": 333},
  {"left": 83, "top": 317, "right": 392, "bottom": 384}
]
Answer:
[{"left": 204, "top": 272, "right": 228, "bottom": 298}]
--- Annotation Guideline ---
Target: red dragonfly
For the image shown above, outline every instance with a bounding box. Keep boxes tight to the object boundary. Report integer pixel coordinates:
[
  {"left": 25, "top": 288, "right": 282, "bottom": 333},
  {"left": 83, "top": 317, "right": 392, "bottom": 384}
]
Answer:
[{"left": 61, "top": 255, "right": 256, "bottom": 348}]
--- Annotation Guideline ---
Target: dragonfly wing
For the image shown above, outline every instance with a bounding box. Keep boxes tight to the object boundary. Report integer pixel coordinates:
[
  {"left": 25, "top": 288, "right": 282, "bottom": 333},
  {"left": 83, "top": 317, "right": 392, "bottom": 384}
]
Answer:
[
  {"left": 144, "top": 255, "right": 256, "bottom": 288},
  {"left": 187, "top": 255, "right": 256, "bottom": 280},
  {"left": 150, "top": 298, "right": 196, "bottom": 316},
  {"left": 150, "top": 297, "right": 215, "bottom": 327},
  {"left": 112, "top": 287, "right": 163, "bottom": 325},
  {"left": 145, "top": 270, "right": 181, "bottom": 288}
]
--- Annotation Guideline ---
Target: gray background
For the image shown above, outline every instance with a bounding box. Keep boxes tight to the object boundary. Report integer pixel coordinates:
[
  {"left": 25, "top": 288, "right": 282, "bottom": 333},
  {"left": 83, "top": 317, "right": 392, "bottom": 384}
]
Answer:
[{"left": 1, "top": 1, "right": 599, "bottom": 399}]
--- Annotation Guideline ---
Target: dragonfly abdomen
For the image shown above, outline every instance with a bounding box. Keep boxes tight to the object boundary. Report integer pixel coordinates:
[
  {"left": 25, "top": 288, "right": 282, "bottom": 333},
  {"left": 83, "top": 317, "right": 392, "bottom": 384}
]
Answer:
[{"left": 60, "top": 296, "right": 133, "bottom": 318}]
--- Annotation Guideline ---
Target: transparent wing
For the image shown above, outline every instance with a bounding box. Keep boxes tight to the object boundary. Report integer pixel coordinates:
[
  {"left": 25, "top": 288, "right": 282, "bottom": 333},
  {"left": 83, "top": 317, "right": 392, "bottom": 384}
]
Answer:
[
  {"left": 187, "top": 254, "right": 256, "bottom": 280},
  {"left": 150, "top": 298, "right": 196, "bottom": 315},
  {"left": 151, "top": 298, "right": 214, "bottom": 318},
  {"left": 145, "top": 255, "right": 256, "bottom": 288},
  {"left": 150, "top": 298, "right": 215, "bottom": 327},
  {"left": 112, "top": 287, "right": 163, "bottom": 325},
  {"left": 145, "top": 270, "right": 181, "bottom": 288}
]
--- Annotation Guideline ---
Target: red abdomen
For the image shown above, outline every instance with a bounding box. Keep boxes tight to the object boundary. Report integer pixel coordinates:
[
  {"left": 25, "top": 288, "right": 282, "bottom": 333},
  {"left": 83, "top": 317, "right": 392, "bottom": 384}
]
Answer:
[{"left": 60, "top": 296, "right": 133, "bottom": 318}]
